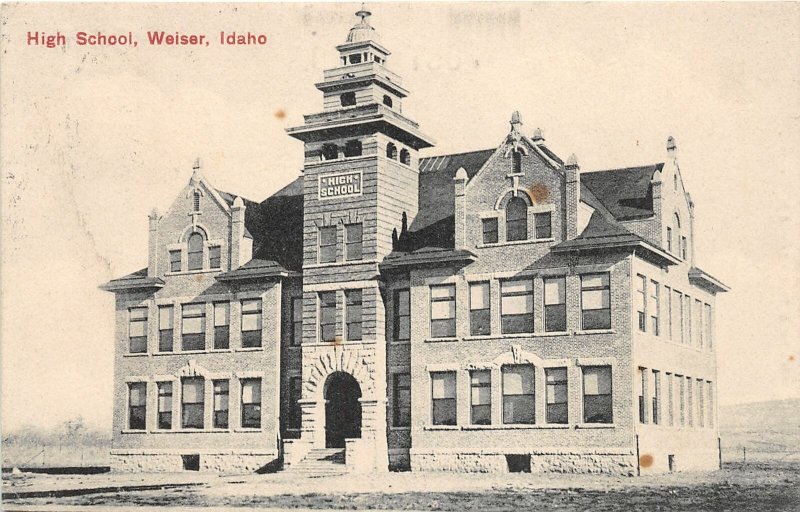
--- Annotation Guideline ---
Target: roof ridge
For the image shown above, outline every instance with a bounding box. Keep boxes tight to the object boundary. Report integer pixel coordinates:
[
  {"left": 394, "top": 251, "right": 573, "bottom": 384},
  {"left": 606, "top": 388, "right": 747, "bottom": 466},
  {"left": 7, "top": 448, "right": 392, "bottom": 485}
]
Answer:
[
  {"left": 584, "top": 162, "right": 664, "bottom": 174},
  {"left": 419, "top": 148, "right": 494, "bottom": 161}
]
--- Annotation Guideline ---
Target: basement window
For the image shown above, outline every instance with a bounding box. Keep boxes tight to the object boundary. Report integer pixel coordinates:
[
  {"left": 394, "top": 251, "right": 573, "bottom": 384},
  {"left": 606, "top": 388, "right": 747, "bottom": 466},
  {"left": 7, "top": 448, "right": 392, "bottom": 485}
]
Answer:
[
  {"left": 182, "top": 454, "right": 200, "bottom": 471},
  {"left": 506, "top": 454, "right": 531, "bottom": 473}
]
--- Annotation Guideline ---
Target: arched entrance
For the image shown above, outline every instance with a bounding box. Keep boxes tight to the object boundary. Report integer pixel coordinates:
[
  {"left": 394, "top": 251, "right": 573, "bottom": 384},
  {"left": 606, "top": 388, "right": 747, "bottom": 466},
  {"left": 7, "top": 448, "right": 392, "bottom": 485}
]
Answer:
[{"left": 324, "top": 372, "right": 362, "bottom": 448}]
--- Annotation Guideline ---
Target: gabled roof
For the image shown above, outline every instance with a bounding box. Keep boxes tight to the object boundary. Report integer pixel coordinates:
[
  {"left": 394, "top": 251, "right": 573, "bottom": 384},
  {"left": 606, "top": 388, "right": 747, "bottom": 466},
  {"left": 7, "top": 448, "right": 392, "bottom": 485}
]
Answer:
[
  {"left": 251, "top": 177, "right": 304, "bottom": 271},
  {"left": 215, "top": 258, "right": 289, "bottom": 282},
  {"left": 580, "top": 164, "right": 664, "bottom": 221},
  {"left": 414, "top": 149, "right": 494, "bottom": 233},
  {"left": 99, "top": 268, "right": 165, "bottom": 292}
]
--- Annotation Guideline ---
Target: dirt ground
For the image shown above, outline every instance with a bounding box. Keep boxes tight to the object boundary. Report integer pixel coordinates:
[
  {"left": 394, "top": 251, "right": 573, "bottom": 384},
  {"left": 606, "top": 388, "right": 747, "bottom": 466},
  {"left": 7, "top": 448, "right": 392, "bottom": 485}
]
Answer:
[{"left": 3, "top": 461, "right": 798, "bottom": 511}]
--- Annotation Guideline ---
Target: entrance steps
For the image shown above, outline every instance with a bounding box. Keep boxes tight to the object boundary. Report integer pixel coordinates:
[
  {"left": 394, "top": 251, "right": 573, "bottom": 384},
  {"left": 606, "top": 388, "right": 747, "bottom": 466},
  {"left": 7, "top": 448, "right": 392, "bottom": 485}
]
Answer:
[{"left": 284, "top": 448, "right": 346, "bottom": 476}]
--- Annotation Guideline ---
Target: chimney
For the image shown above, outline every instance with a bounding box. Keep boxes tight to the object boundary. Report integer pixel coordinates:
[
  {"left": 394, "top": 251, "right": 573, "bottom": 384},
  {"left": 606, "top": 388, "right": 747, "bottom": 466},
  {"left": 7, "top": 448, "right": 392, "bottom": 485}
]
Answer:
[
  {"left": 453, "top": 167, "right": 468, "bottom": 249},
  {"left": 230, "top": 196, "right": 247, "bottom": 269},
  {"left": 564, "top": 154, "right": 580, "bottom": 239},
  {"left": 148, "top": 208, "right": 160, "bottom": 277},
  {"left": 667, "top": 136, "right": 677, "bottom": 161}
]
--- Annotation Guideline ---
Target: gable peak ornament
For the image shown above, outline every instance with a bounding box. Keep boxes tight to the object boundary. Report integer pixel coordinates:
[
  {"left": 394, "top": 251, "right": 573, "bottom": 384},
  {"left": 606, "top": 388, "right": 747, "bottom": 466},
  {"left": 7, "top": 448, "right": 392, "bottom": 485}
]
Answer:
[{"left": 506, "top": 111, "right": 525, "bottom": 152}]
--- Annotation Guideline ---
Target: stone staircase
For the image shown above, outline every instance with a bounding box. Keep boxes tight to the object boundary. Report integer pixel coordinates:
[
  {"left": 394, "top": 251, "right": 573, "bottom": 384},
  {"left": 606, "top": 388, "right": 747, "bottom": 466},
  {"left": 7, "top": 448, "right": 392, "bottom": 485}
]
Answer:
[{"left": 284, "top": 448, "right": 347, "bottom": 476}]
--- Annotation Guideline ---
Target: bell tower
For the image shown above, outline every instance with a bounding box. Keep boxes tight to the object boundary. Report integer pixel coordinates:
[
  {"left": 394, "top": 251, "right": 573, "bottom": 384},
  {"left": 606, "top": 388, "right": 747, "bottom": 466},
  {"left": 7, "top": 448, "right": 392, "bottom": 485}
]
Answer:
[{"left": 286, "top": 4, "right": 434, "bottom": 472}]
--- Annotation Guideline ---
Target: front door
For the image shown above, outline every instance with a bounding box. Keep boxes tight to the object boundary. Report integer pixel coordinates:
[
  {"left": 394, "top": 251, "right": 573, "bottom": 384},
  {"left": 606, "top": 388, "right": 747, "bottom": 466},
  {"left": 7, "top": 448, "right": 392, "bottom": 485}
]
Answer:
[{"left": 324, "top": 372, "right": 362, "bottom": 448}]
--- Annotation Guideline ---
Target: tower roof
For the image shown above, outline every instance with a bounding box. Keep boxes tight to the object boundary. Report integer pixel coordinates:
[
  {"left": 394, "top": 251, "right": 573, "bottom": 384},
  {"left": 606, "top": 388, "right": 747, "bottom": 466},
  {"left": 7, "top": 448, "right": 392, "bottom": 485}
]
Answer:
[{"left": 346, "top": 3, "right": 380, "bottom": 44}]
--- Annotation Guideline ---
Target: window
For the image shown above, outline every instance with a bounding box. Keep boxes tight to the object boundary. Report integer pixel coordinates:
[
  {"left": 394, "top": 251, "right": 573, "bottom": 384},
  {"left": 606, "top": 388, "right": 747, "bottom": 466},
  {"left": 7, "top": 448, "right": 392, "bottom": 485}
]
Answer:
[
  {"left": 582, "top": 366, "right": 612, "bottom": 423},
  {"left": 383, "top": 95, "right": 393, "bottom": 107},
  {"left": 187, "top": 232, "right": 204, "bottom": 271},
  {"left": 635, "top": 275, "right": 647, "bottom": 332},
  {"left": 707, "top": 381, "right": 714, "bottom": 428},
  {"left": 321, "top": 143, "right": 339, "bottom": 161},
  {"left": 181, "top": 377, "right": 204, "bottom": 429},
  {"left": 512, "top": 149, "right": 522, "bottom": 174},
  {"left": 685, "top": 295, "right": 692, "bottom": 346},
  {"left": 431, "top": 372, "right": 456, "bottom": 425},
  {"left": 128, "top": 382, "right": 147, "bottom": 430},
  {"left": 652, "top": 370, "right": 661, "bottom": 425},
  {"left": 386, "top": 142, "right": 397, "bottom": 160},
  {"left": 213, "top": 302, "right": 230, "bottom": 350},
  {"left": 666, "top": 373, "right": 674, "bottom": 426},
  {"left": 319, "top": 291, "right": 337, "bottom": 342},
  {"left": 470, "top": 370, "right": 491, "bottom": 425},
  {"left": 544, "top": 277, "right": 566, "bottom": 332},
  {"left": 213, "top": 380, "right": 229, "bottom": 429},
  {"left": 638, "top": 368, "right": 647, "bottom": 423},
  {"left": 581, "top": 273, "right": 611, "bottom": 330},
  {"left": 193, "top": 191, "right": 200, "bottom": 212},
  {"left": 686, "top": 376, "right": 694, "bottom": 426},
  {"left": 674, "top": 289, "right": 684, "bottom": 344},
  {"left": 393, "top": 373, "right": 411, "bottom": 427},
  {"left": 399, "top": 148, "right": 410, "bottom": 165},
  {"left": 665, "top": 286, "right": 672, "bottom": 339},
  {"left": 704, "top": 304, "right": 713, "bottom": 349},
  {"left": 158, "top": 306, "right": 174, "bottom": 352},
  {"left": 697, "top": 379, "right": 705, "bottom": 428},
  {"left": 506, "top": 196, "right": 528, "bottom": 242},
  {"left": 545, "top": 368, "right": 568, "bottom": 424},
  {"left": 318, "top": 226, "right": 337, "bottom": 263},
  {"left": 241, "top": 378, "right": 262, "bottom": 428},
  {"left": 288, "top": 376, "right": 302, "bottom": 430},
  {"left": 345, "top": 223, "right": 363, "bottom": 261},
  {"left": 469, "top": 282, "right": 491, "bottom": 336},
  {"left": 666, "top": 226, "right": 673, "bottom": 253},
  {"left": 345, "top": 289, "right": 363, "bottom": 341},
  {"left": 169, "top": 250, "right": 181, "bottom": 272},
  {"left": 501, "top": 279, "right": 533, "bottom": 334},
  {"left": 651, "top": 280, "right": 660, "bottom": 335},
  {"left": 340, "top": 91, "right": 356, "bottom": 106},
  {"left": 291, "top": 297, "right": 303, "bottom": 347},
  {"left": 241, "top": 299, "right": 262, "bottom": 348},
  {"left": 157, "top": 382, "right": 172, "bottom": 430},
  {"left": 482, "top": 217, "right": 498, "bottom": 244},
  {"left": 430, "top": 284, "right": 456, "bottom": 338},
  {"left": 696, "top": 299, "right": 703, "bottom": 348},
  {"left": 181, "top": 304, "right": 206, "bottom": 351},
  {"left": 678, "top": 375, "right": 686, "bottom": 426},
  {"left": 349, "top": 53, "right": 362, "bottom": 64},
  {"left": 344, "top": 140, "right": 362, "bottom": 157},
  {"left": 128, "top": 307, "right": 148, "bottom": 354},
  {"left": 534, "top": 212, "right": 552, "bottom": 239},
  {"left": 502, "top": 365, "right": 535, "bottom": 424},
  {"left": 209, "top": 246, "right": 221, "bottom": 269},
  {"left": 681, "top": 236, "right": 688, "bottom": 260},
  {"left": 393, "top": 289, "right": 411, "bottom": 341}
]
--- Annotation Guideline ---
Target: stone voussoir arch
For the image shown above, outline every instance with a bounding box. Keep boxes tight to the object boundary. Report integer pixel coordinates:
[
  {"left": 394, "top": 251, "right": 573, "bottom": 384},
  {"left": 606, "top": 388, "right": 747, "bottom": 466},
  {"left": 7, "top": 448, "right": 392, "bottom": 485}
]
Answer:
[{"left": 304, "top": 349, "right": 374, "bottom": 400}]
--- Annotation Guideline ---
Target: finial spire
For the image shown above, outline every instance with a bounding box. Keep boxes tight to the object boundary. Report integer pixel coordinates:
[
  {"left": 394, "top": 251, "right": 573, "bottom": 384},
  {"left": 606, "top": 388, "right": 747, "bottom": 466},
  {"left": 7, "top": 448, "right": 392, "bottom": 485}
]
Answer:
[
  {"left": 191, "top": 157, "right": 202, "bottom": 183},
  {"left": 355, "top": 2, "right": 371, "bottom": 24}
]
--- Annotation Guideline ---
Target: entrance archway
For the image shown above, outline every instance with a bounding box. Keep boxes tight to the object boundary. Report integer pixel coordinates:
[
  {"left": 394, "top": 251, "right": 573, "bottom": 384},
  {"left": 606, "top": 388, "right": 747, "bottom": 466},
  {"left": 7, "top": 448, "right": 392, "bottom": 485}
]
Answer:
[{"left": 324, "top": 372, "right": 362, "bottom": 448}]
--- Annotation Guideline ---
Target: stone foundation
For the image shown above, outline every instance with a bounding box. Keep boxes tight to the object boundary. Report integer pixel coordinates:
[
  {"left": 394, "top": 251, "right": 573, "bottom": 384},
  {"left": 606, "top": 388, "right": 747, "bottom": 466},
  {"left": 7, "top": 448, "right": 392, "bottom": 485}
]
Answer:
[
  {"left": 110, "top": 450, "right": 279, "bottom": 473},
  {"left": 411, "top": 449, "right": 636, "bottom": 476}
]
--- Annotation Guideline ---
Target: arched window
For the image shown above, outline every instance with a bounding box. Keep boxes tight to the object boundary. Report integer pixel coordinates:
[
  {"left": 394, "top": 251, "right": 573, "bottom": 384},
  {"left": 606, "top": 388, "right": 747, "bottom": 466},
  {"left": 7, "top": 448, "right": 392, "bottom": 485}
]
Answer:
[
  {"left": 187, "top": 232, "right": 205, "bottom": 271},
  {"left": 321, "top": 143, "right": 339, "bottom": 161},
  {"left": 674, "top": 213, "right": 681, "bottom": 229},
  {"left": 344, "top": 140, "right": 362, "bottom": 157},
  {"left": 340, "top": 92, "right": 356, "bottom": 107},
  {"left": 386, "top": 143, "right": 397, "bottom": 160},
  {"left": 512, "top": 150, "right": 522, "bottom": 174},
  {"left": 506, "top": 196, "right": 528, "bottom": 242},
  {"left": 193, "top": 191, "right": 200, "bottom": 212},
  {"left": 400, "top": 148, "right": 411, "bottom": 165},
  {"left": 383, "top": 95, "right": 393, "bottom": 108}
]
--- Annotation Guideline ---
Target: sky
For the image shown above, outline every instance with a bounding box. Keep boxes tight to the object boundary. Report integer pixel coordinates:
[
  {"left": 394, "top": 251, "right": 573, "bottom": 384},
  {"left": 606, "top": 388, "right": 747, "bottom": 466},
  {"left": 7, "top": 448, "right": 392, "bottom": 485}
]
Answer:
[{"left": 1, "top": 2, "right": 798, "bottom": 431}]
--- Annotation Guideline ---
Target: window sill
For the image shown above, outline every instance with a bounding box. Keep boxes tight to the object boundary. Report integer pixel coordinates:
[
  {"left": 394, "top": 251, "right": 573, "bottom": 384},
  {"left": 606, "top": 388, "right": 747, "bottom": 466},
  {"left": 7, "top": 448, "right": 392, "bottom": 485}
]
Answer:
[
  {"left": 461, "top": 424, "right": 571, "bottom": 431},
  {"left": 534, "top": 331, "right": 571, "bottom": 337},
  {"left": 305, "top": 259, "right": 376, "bottom": 270},
  {"left": 576, "top": 423, "right": 616, "bottom": 429},
  {"left": 424, "top": 337, "right": 460, "bottom": 343},
  {"left": 389, "top": 426, "right": 411, "bottom": 431},
  {"left": 423, "top": 425, "right": 459, "bottom": 431},
  {"left": 123, "top": 353, "right": 149, "bottom": 358},
  {"left": 180, "top": 349, "right": 209, "bottom": 355},
  {"left": 236, "top": 347, "right": 264, "bottom": 352},
  {"left": 389, "top": 340, "right": 411, "bottom": 345},
  {"left": 121, "top": 429, "right": 148, "bottom": 434},
  {"left": 165, "top": 269, "right": 220, "bottom": 277},
  {"left": 149, "top": 428, "right": 232, "bottom": 434},
  {"left": 477, "top": 238, "right": 554, "bottom": 249},
  {"left": 574, "top": 329, "right": 616, "bottom": 335},
  {"left": 209, "top": 348, "right": 234, "bottom": 353},
  {"left": 234, "top": 428, "right": 263, "bottom": 433},
  {"left": 303, "top": 340, "right": 376, "bottom": 348}
]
